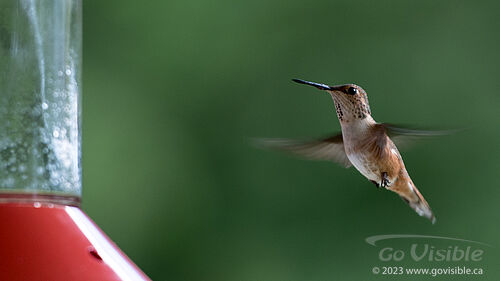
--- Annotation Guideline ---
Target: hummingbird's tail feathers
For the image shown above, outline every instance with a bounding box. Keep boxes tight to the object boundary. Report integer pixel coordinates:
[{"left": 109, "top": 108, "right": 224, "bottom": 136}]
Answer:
[
  {"left": 392, "top": 181, "right": 436, "bottom": 224},
  {"left": 399, "top": 195, "right": 436, "bottom": 224},
  {"left": 251, "top": 135, "right": 352, "bottom": 168}
]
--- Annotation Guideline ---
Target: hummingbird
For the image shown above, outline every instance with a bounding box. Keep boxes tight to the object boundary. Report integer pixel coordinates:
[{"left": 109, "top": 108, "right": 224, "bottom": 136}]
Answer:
[{"left": 259, "top": 78, "right": 451, "bottom": 223}]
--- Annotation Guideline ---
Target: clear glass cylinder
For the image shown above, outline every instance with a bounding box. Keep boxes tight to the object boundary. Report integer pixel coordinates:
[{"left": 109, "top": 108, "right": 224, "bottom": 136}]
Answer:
[{"left": 0, "top": 0, "right": 81, "bottom": 204}]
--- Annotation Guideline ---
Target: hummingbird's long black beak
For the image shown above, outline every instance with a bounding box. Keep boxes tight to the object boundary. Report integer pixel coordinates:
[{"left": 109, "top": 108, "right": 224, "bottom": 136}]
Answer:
[{"left": 292, "top": 79, "right": 336, "bottom": 91}]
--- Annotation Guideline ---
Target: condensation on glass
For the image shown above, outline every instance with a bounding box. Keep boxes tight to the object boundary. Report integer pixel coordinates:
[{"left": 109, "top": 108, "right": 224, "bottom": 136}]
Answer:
[{"left": 0, "top": 0, "right": 82, "bottom": 204}]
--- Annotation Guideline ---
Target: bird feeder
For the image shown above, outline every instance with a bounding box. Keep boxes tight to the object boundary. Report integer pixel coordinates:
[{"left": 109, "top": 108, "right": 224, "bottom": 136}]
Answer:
[{"left": 0, "top": 1, "right": 149, "bottom": 279}]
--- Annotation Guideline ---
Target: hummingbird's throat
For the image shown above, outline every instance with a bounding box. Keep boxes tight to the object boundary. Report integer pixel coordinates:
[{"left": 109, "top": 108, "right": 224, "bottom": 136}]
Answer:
[
  {"left": 332, "top": 94, "right": 371, "bottom": 122},
  {"left": 335, "top": 102, "right": 345, "bottom": 121}
]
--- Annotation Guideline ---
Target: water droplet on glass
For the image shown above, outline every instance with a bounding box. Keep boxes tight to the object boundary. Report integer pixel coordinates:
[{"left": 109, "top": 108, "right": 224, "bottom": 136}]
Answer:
[
  {"left": 4, "top": 177, "right": 14, "bottom": 187},
  {"left": 41, "top": 103, "right": 49, "bottom": 110}
]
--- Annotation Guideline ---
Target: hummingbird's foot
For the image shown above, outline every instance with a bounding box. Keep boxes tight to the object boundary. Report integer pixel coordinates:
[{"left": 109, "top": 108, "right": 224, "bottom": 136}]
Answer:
[
  {"left": 370, "top": 180, "right": 381, "bottom": 188},
  {"left": 380, "top": 172, "right": 390, "bottom": 188}
]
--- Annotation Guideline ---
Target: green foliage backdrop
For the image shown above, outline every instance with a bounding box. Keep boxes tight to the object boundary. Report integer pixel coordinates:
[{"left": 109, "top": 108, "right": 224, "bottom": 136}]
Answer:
[{"left": 82, "top": 0, "right": 500, "bottom": 280}]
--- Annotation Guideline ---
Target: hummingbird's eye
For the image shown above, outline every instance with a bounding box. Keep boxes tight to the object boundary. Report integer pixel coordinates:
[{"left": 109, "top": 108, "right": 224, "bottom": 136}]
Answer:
[{"left": 347, "top": 87, "right": 358, "bottom": 95}]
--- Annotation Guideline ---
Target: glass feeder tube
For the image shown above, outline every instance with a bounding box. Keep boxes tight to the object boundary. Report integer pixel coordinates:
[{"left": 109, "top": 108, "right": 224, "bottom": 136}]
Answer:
[{"left": 0, "top": 0, "right": 81, "bottom": 204}]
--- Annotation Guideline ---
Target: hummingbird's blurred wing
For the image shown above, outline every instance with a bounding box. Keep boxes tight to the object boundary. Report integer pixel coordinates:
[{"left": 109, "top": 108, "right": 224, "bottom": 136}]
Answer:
[
  {"left": 382, "top": 123, "right": 456, "bottom": 149},
  {"left": 254, "top": 134, "right": 352, "bottom": 168}
]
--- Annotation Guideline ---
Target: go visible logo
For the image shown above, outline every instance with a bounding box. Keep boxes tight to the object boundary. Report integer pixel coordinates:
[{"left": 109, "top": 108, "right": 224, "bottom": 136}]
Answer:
[{"left": 365, "top": 234, "right": 490, "bottom": 262}]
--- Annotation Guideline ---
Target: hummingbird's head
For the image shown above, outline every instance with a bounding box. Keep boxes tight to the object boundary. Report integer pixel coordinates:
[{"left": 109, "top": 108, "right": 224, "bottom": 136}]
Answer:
[{"left": 292, "top": 79, "right": 372, "bottom": 123}]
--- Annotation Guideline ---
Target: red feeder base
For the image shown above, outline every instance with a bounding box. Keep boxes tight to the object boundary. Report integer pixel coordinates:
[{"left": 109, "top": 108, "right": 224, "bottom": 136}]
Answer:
[{"left": 0, "top": 202, "right": 150, "bottom": 281}]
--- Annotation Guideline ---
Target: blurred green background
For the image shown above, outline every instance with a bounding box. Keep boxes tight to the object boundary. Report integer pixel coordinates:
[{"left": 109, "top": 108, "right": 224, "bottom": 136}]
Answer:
[{"left": 82, "top": 0, "right": 500, "bottom": 280}]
